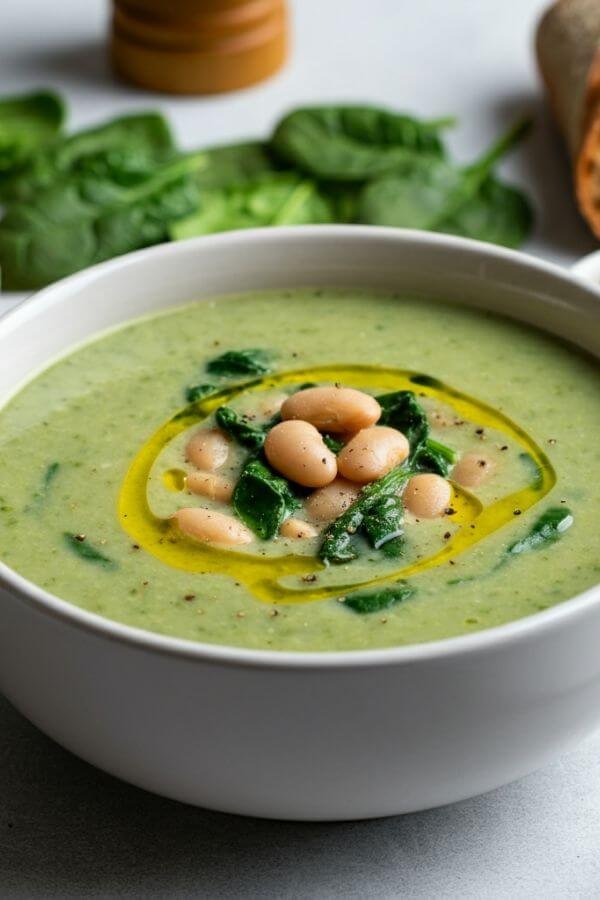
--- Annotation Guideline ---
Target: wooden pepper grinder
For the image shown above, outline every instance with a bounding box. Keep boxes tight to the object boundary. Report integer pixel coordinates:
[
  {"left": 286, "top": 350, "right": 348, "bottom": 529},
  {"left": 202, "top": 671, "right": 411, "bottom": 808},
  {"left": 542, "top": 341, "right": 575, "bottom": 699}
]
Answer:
[{"left": 111, "top": 0, "right": 288, "bottom": 95}]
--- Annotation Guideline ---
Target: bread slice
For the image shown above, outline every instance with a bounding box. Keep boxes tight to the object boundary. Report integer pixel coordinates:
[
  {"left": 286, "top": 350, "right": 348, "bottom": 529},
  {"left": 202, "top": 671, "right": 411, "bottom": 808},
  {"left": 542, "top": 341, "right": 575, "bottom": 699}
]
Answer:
[{"left": 536, "top": 0, "right": 600, "bottom": 236}]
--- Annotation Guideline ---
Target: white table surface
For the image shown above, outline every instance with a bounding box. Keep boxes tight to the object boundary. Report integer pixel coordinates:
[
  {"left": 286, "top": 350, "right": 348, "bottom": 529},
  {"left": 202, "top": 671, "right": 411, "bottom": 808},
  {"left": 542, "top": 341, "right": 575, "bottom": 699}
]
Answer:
[{"left": 1, "top": 0, "right": 599, "bottom": 896}]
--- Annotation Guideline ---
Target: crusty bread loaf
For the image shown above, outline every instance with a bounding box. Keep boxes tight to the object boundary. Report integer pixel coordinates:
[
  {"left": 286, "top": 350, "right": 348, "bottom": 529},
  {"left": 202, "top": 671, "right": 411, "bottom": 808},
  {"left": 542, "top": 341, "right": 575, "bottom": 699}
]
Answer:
[{"left": 536, "top": 0, "right": 600, "bottom": 237}]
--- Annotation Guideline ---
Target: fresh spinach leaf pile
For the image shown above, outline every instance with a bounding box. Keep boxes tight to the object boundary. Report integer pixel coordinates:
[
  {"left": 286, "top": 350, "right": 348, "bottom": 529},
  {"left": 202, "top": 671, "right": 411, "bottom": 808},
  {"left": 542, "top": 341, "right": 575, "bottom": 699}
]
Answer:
[
  {"left": 0, "top": 91, "right": 533, "bottom": 289},
  {"left": 0, "top": 91, "right": 64, "bottom": 184}
]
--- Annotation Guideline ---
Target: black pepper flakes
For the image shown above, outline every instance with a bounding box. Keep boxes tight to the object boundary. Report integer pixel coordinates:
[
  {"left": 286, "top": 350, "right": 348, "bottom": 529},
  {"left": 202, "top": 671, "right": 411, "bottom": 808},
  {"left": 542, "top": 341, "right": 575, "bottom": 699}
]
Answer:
[
  {"left": 513, "top": 508, "right": 522, "bottom": 516},
  {"left": 74, "top": 533, "right": 86, "bottom": 542},
  {"left": 443, "top": 531, "right": 451, "bottom": 540},
  {"left": 445, "top": 507, "right": 456, "bottom": 516},
  {"left": 184, "top": 593, "right": 196, "bottom": 601}
]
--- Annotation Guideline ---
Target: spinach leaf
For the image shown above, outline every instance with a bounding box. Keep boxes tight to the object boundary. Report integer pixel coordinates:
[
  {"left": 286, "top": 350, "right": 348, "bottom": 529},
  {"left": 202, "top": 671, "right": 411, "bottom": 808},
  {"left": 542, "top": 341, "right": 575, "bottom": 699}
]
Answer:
[
  {"left": 360, "top": 158, "right": 462, "bottom": 230},
  {"left": 233, "top": 458, "right": 299, "bottom": 539},
  {"left": 359, "top": 119, "right": 532, "bottom": 247},
  {"left": 0, "top": 152, "right": 206, "bottom": 289},
  {"left": 362, "top": 494, "right": 405, "bottom": 557},
  {"left": 506, "top": 507, "right": 573, "bottom": 557},
  {"left": 270, "top": 106, "right": 452, "bottom": 181},
  {"left": 319, "top": 502, "right": 364, "bottom": 564},
  {"left": 42, "top": 460, "right": 60, "bottom": 487},
  {"left": 323, "top": 182, "right": 362, "bottom": 222},
  {"left": 169, "top": 173, "right": 334, "bottom": 240},
  {"left": 440, "top": 174, "right": 533, "bottom": 249},
  {"left": 377, "top": 390, "right": 429, "bottom": 450},
  {"left": 322, "top": 434, "right": 345, "bottom": 454},
  {"left": 0, "top": 91, "right": 65, "bottom": 180},
  {"left": 1, "top": 112, "right": 175, "bottom": 202},
  {"left": 63, "top": 533, "right": 116, "bottom": 568},
  {"left": 195, "top": 141, "right": 279, "bottom": 189},
  {"left": 412, "top": 438, "right": 458, "bottom": 478},
  {"left": 320, "top": 464, "right": 411, "bottom": 564},
  {"left": 26, "top": 461, "right": 61, "bottom": 511},
  {"left": 215, "top": 406, "right": 268, "bottom": 451},
  {"left": 377, "top": 390, "right": 456, "bottom": 475},
  {"left": 207, "top": 349, "right": 271, "bottom": 376},
  {"left": 343, "top": 582, "right": 414, "bottom": 614},
  {"left": 185, "top": 383, "right": 216, "bottom": 403}
]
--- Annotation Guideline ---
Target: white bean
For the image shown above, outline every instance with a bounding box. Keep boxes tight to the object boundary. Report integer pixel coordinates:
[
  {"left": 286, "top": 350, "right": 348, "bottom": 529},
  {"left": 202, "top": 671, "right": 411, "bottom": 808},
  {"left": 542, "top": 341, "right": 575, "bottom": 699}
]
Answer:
[
  {"left": 186, "top": 471, "right": 234, "bottom": 502},
  {"left": 305, "top": 478, "right": 361, "bottom": 522},
  {"left": 279, "top": 518, "right": 319, "bottom": 539},
  {"left": 403, "top": 474, "right": 451, "bottom": 518},
  {"left": 185, "top": 429, "right": 229, "bottom": 471},
  {"left": 452, "top": 452, "right": 496, "bottom": 488},
  {"left": 172, "top": 507, "right": 252, "bottom": 545},
  {"left": 260, "top": 392, "right": 288, "bottom": 418},
  {"left": 337, "top": 426, "right": 409, "bottom": 483},
  {"left": 264, "top": 420, "right": 337, "bottom": 488},
  {"left": 281, "top": 386, "right": 381, "bottom": 433}
]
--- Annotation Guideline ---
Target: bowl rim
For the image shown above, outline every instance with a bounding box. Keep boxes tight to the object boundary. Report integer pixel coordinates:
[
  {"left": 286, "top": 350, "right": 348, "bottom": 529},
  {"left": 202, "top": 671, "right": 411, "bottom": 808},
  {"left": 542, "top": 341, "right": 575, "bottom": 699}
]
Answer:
[{"left": 1, "top": 224, "right": 598, "bottom": 670}]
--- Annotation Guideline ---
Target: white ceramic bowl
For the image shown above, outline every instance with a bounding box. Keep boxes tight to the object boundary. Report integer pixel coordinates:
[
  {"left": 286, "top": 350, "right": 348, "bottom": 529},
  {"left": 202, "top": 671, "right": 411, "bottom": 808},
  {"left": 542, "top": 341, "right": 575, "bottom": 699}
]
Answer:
[
  {"left": 572, "top": 248, "right": 600, "bottom": 286},
  {"left": 1, "top": 227, "right": 599, "bottom": 821}
]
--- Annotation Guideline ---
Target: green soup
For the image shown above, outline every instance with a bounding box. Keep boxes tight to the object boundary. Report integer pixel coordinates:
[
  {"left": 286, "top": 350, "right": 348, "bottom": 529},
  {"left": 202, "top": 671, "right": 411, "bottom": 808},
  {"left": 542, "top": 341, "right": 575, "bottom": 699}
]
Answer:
[{"left": 0, "top": 289, "right": 598, "bottom": 651}]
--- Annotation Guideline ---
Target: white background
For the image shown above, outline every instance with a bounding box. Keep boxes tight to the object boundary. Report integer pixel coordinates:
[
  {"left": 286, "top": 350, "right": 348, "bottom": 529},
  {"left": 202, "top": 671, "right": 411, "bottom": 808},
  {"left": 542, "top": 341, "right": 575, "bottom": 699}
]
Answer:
[{"left": 1, "top": 0, "right": 600, "bottom": 896}]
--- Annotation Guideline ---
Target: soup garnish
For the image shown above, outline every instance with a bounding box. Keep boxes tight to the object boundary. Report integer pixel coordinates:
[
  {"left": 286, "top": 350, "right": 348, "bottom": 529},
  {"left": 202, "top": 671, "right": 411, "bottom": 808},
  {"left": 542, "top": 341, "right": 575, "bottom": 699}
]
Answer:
[{"left": 117, "top": 354, "right": 560, "bottom": 612}]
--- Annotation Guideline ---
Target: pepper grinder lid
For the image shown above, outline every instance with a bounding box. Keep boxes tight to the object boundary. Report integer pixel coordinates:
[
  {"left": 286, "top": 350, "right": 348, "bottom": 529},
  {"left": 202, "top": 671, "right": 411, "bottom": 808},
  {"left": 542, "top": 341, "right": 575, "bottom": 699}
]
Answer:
[{"left": 111, "top": 0, "right": 288, "bottom": 95}]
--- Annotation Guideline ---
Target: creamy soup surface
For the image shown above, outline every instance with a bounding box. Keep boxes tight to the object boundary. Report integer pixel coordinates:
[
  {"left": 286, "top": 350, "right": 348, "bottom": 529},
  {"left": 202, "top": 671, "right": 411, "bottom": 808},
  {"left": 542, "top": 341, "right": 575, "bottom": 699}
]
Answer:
[{"left": 0, "top": 289, "right": 598, "bottom": 651}]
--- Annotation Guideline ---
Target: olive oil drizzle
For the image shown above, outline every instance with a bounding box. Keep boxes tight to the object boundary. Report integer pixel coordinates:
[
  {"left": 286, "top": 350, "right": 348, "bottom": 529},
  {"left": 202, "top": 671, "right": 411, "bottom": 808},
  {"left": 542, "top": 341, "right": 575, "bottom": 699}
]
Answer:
[{"left": 118, "top": 365, "right": 555, "bottom": 604}]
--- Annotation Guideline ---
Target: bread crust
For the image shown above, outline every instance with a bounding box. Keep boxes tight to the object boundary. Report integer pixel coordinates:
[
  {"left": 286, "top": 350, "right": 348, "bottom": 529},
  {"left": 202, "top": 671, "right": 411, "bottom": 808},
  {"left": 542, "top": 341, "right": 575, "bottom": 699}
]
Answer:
[{"left": 536, "top": 0, "right": 600, "bottom": 236}]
